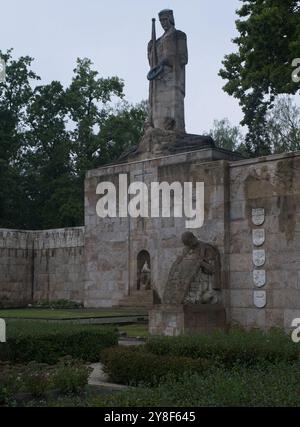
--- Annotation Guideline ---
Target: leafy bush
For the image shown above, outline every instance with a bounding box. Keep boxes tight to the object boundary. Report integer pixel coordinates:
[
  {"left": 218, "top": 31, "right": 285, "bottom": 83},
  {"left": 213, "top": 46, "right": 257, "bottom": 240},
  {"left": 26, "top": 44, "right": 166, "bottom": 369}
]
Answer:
[
  {"left": 146, "top": 329, "right": 299, "bottom": 367},
  {"left": 91, "top": 362, "right": 300, "bottom": 407},
  {"left": 0, "top": 322, "right": 118, "bottom": 364},
  {"left": 0, "top": 358, "right": 91, "bottom": 404},
  {"left": 0, "top": 362, "right": 20, "bottom": 405},
  {"left": 22, "top": 362, "right": 53, "bottom": 397},
  {"left": 52, "top": 357, "right": 92, "bottom": 394},
  {"left": 101, "top": 346, "right": 212, "bottom": 386}
]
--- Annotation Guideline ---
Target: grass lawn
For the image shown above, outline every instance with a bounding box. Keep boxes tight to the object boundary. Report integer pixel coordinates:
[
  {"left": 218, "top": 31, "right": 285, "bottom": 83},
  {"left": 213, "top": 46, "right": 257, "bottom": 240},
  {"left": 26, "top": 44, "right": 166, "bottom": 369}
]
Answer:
[
  {"left": 0, "top": 308, "right": 148, "bottom": 320},
  {"left": 118, "top": 324, "right": 149, "bottom": 338}
]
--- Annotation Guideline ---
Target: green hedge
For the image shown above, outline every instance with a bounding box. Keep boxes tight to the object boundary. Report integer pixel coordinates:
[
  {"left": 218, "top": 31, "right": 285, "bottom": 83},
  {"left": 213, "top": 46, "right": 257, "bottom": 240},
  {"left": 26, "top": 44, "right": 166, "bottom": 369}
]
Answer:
[
  {"left": 146, "top": 329, "right": 299, "bottom": 367},
  {"left": 101, "top": 346, "right": 212, "bottom": 386},
  {"left": 33, "top": 300, "right": 83, "bottom": 309},
  {"left": 91, "top": 362, "right": 300, "bottom": 407},
  {"left": 0, "top": 322, "right": 118, "bottom": 364}
]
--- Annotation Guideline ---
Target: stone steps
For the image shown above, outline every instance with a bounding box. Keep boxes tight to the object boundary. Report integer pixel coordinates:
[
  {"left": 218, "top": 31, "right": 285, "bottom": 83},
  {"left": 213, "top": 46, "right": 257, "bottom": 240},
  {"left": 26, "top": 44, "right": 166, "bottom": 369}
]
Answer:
[{"left": 117, "top": 290, "right": 154, "bottom": 309}]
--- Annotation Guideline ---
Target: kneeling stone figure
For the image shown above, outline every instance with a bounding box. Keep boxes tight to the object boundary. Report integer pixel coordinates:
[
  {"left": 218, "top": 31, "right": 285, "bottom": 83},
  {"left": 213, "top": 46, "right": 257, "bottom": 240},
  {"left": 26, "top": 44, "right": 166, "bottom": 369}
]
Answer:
[{"left": 162, "top": 232, "right": 221, "bottom": 306}]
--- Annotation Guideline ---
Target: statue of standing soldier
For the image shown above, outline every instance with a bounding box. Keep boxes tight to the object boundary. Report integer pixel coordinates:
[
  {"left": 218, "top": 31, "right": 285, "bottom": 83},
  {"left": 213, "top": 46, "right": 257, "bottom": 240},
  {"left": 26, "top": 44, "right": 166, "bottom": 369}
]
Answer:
[
  {"left": 117, "top": 9, "right": 214, "bottom": 163},
  {"left": 147, "top": 9, "right": 188, "bottom": 132}
]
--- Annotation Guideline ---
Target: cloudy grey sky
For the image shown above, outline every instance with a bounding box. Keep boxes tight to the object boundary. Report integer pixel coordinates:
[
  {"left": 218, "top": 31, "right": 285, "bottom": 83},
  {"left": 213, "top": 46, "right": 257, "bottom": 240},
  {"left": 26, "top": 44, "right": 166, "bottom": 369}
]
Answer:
[{"left": 1, "top": 0, "right": 244, "bottom": 134}]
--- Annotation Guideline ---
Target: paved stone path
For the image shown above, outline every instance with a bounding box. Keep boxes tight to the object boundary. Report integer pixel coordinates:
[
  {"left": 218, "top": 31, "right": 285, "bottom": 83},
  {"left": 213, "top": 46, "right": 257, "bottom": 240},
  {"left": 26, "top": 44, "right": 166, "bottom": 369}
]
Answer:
[
  {"left": 88, "top": 338, "right": 145, "bottom": 390},
  {"left": 118, "top": 337, "right": 146, "bottom": 346},
  {"left": 88, "top": 363, "right": 128, "bottom": 391}
]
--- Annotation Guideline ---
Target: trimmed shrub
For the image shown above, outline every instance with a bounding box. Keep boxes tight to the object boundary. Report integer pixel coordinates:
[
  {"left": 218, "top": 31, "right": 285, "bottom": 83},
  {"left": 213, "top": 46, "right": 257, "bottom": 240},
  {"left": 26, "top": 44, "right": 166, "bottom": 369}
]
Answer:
[
  {"left": 0, "top": 322, "right": 118, "bottom": 364},
  {"left": 91, "top": 362, "right": 300, "bottom": 407},
  {"left": 145, "top": 329, "right": 299, "bottom": 367},
  {"left": 101, "top": 346, "right": 213, "bottom": 386}
]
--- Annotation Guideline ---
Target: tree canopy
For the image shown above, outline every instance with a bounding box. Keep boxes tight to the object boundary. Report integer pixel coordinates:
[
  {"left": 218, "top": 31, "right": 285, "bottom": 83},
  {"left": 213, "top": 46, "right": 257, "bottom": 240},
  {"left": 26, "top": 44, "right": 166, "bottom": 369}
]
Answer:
[
  {"left": 0, "top": 50, "right": 147, "bottom": 229},
  {"left": 220, "top": 0, "right": 300, "bottom": 154}
]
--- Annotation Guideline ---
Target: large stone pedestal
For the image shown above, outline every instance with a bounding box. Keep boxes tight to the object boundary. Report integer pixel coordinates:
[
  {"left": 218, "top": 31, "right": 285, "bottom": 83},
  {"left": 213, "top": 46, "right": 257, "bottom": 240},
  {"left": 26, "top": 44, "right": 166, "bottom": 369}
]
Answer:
[
  {"left": 117, "top": 128, "right": 243, "bottom": 163},
  {"left": 149, "top": 304, "right": 227, "bottom": 336}
]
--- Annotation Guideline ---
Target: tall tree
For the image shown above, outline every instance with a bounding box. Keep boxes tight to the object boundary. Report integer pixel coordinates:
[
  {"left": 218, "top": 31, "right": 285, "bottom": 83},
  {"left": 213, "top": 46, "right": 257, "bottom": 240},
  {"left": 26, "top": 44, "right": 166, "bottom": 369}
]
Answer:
[
  {"left": 0, "top": 51, "right": 147, "bottom": 229},
  {"left": 0, "top": 49, "right": 40, "bottom": 228},
  {"left": 220, "top": 0, "right": 300, "bottom": 155},
  {"left": 24, "top": 81, "right": 80, "bottom": 229},
  {"left": 209, "top": 118, "right": 244, "bottom": 151},
  {"left": 93, "top": 101, "right": 148, "bottom": 166},
  {"left": 265, "top": 96, "right": 300, "bottom": 153},
  {"left": 66, "top": 58, "right": 124, "bottom": 180}
]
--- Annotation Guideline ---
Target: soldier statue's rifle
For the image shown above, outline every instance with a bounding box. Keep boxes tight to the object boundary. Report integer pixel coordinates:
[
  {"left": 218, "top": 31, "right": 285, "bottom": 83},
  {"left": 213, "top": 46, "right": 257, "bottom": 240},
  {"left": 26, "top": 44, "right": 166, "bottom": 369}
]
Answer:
[{"left": 147, "top": 18, "right": 164, "bottom": 81}]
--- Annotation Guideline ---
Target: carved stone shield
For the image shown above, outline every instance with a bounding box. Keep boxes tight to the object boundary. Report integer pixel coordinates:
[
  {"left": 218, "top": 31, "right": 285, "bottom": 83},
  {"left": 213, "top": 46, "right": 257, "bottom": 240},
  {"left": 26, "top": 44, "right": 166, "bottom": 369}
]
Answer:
[
  {"left": 252, "top": 208, "right": 265, "bottom": 226},
  {"left": 252, "top": 229, "right": 266, "bottom": 247},
  {"left": 254, "top": 291, "right": 267, "bottom": 309},
  {"left": 253, "top": 270, "right": 266, "bottom": 288},
  {"left": 253, "top": 250, "right": 266, "bottom": 267}
]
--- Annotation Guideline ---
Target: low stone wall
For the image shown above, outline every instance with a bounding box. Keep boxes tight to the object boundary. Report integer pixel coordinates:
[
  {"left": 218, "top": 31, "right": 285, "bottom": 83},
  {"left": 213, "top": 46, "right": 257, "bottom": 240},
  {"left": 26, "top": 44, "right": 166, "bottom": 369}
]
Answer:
[
  {"left": 0, "top": 227, "right": 85, "bottom": 308},
  {"left": 32, "top": 228, "right": 85, "bottom": 303},
  {"left": 0, "top": 230, "right": 33, "bottom": 308}
]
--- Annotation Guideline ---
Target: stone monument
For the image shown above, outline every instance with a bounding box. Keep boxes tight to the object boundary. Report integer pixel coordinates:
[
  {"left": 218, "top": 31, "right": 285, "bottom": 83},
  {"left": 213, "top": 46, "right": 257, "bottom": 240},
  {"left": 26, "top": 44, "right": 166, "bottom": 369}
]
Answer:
[
  {"left": 118, "top": 9, "right": 215, "bottom": 163},
  {"left": 147, "top": 9, "right": 188, "bottom": 132},
  {"left": 149, "top": 233, "right": 227, "bottom": 336}
]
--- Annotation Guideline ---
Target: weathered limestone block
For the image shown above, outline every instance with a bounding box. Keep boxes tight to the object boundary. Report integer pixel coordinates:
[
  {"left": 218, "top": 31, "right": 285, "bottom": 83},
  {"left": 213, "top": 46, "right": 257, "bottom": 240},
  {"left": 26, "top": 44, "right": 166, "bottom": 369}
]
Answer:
[{"left": 149, "top": 305, "right": 226, "bottom": 336}]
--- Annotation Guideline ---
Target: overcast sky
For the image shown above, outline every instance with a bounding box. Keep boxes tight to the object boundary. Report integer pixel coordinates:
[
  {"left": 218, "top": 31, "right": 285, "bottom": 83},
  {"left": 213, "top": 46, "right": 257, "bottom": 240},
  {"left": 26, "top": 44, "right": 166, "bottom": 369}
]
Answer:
[{"left": 1, "top": 0, "right": 246, "bottom": 134}]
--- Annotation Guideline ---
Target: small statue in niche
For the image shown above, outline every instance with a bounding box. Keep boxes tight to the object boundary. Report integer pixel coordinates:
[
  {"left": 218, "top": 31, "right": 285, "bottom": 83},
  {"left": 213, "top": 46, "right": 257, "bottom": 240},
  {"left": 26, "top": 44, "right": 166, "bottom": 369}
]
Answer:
[
  {"left": 139, "top": 261, "right": 151, "bottom": 291},
  {"left": 162, "top": 232, "right": 221, "bottom": 305}
]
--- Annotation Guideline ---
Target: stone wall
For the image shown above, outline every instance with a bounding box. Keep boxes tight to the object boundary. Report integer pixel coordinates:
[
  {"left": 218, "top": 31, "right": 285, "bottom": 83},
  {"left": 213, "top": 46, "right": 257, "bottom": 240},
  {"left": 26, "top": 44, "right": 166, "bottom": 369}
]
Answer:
[
  {"left": 2, "top": 147, "right": 300, "bottom": 331},
  {"left": 229, "top": 152, "right": 300, "bottom": 331},
  {"left": 33, "top": 228, "right": 85, "bottom": 303},
  {"left": 85, "top": 148, "right": 300, "bottom": 331},
  {"left": 0, "top": 230, "right": 33, "bottom": 308},
  {"left": 0, "top": 228, "right": 85, "bottom": 307},
  {"left": 84, "top": 148, "right": 239, "bottom": 308}
]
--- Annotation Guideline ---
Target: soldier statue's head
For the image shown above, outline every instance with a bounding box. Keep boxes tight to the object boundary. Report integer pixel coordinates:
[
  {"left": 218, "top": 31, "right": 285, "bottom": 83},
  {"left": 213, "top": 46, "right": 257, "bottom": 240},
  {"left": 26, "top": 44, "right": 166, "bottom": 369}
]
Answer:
[
  {"left": 159, "top": 9, "right": 175, "bottom": 31},
  {"left": 182, "top": 232, "right": 199, "bottom": 250}
]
